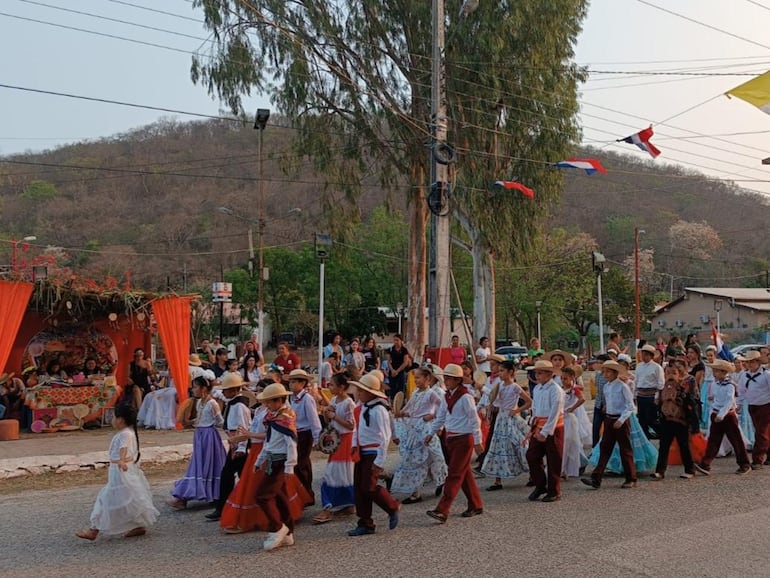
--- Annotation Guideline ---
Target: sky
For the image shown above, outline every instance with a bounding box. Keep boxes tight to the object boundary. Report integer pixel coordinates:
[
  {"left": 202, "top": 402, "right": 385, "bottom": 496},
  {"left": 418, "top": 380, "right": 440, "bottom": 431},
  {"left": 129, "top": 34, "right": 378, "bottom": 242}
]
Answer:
[{"left": 2, "top": 0, "right": 770, "bottom": 194}]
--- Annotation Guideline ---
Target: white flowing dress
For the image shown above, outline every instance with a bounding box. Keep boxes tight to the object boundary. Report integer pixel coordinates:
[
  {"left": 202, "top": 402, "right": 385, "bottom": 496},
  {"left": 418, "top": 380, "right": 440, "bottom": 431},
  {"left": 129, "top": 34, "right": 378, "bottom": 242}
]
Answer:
[{"left": 89, "top": 429, "right": 159, "bottom": 535}]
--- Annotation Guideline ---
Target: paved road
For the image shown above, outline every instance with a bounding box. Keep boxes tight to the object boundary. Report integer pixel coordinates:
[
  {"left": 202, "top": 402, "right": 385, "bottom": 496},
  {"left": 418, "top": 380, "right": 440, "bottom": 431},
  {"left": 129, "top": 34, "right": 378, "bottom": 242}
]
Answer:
[{"left": 3, "top": 451, "right": 770, "bottom": 578}]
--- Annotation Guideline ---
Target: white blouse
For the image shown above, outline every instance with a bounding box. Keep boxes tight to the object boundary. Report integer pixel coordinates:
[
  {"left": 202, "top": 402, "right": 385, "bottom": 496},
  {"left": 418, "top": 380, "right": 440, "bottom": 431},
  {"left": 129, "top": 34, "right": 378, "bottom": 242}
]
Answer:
[
  {"left": 195, "top": 398, "right": 224, "bottom": 428},
  {"left": 331, "top": 396, "right": 356, "bottom": 434}
]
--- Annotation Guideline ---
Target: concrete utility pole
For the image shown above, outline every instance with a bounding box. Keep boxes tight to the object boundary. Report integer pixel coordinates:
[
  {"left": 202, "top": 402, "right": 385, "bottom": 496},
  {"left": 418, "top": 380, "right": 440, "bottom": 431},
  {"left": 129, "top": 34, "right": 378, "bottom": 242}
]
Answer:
[{"left": 428, "top": 0, "right": 452, "bottom": 349}]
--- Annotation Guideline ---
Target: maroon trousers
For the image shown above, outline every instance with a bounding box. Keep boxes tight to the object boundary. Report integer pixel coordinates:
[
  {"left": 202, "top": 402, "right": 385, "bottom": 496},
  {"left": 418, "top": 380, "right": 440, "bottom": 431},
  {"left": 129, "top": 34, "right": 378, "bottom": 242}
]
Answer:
[
  {"left": 703, "top": 412, "right": 750, "bottom": 467},
  {"left": 436, "top": 434, "right": 483, "bottom": 515},
  {"left": 354, "top": 452, "right": 400, "bottom": 530},
  {"left": 526, "top": 425, "right": 564, "bottom": 497},
  {"left": 254, "top": 460, "right": 293, "bottom": 533},
  {"left": 296, "top": 429, "right": 315, "bottom": 500},
  {"left": 749, "top": 403, "right": 770, "bottom": 464},
  {"left": 592, "top": 418, "right": 636, "bottom": 483}
]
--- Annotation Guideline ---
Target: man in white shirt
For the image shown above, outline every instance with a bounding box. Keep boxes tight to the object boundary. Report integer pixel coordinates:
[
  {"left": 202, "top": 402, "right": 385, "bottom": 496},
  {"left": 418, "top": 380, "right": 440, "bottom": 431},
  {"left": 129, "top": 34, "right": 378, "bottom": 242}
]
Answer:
[
  {"left": 738, "top": 350, "right": 770, "bottom": 468},
  {"left": 475, "top": 337, "right": 492, "bottom": 375},
  {"left": 635, "top": 344, "right": 665, "bottom": 439}
]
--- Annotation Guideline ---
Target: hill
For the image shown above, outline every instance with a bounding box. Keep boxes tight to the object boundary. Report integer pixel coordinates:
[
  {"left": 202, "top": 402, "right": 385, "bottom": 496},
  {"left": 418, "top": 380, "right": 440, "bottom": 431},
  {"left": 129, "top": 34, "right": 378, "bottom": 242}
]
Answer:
[{"left": 1, "top": 119, "right": 768, "bottom": 295}]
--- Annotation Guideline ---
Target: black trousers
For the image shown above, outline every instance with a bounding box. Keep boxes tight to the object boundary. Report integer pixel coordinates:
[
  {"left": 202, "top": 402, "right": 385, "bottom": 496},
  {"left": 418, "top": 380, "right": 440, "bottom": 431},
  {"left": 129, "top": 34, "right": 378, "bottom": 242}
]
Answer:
[
  {"left": 592, "top": 407, "right": 604, "bottom": 447},
  {"left": 656, "top": 419, "right": 694, "bottom": 475},
  {"left": 215, "top": 450, "right": 247, "bottom": 511},
  {"left": 636, "top": 395, "right": 659, "bottom": 439}
]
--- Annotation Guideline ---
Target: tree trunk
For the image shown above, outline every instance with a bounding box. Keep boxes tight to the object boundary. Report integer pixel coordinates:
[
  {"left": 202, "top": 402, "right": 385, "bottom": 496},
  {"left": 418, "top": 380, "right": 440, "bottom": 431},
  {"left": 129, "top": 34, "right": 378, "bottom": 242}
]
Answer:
[
  {"left": 472, "top": 241, "right": 495, "bottom": 344},
  {"left": 406, "top": 163, "right": 428, "bottom": 360}
]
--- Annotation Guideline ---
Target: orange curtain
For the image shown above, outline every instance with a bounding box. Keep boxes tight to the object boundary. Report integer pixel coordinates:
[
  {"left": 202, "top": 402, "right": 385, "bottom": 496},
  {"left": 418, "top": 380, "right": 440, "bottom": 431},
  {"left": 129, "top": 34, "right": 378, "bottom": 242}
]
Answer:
[
  {"left": 152, "top": 296, "right": 194, "bottom": 418},
  {"left": 0, "top": 281, "right": 34, "bottom": 374}
]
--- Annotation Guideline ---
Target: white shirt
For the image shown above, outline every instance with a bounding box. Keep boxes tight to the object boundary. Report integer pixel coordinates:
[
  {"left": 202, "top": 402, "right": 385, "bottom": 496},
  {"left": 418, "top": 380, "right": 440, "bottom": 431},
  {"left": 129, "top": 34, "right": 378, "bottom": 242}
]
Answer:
[
  {"left": 531, "top": 380, "right": 564, "bottom": 437},
  {"left": 256, "top": 407, "right": 298, "bottom": 474},
  {"left": 356, "top": 400, "right": 392, "bottom": 467},
  {"left": 634, "top": 360, "right": 664, "bottom": 392},
  {"left": 290, "top": 389, "right": 322, "bottom": 444},
  {"left": 711, "top": 378, "right": 738, "bottom": 419},
  {"left": 223, "top": 398, "right": 252, "bottom": 453},
  {"left": 402, "top": 387, "right": 442, "bottom": 419},
  {"left": 195, "top": 398, "right": 224, "bottom": 428},
  {"left": 603, "top": 379, "right": 635, "bottom": 424},
  {"left": 475, "top": 347, "right": 492, "bottom": 373},
  {"left": 738, "top": 369, "right": 770, "bottom": 406},
  {"left": 430, "top": 388, "right": 482, "bottom": 445},
  {"left": 330, "top": 396, "right": 356, "bottom": 434}
]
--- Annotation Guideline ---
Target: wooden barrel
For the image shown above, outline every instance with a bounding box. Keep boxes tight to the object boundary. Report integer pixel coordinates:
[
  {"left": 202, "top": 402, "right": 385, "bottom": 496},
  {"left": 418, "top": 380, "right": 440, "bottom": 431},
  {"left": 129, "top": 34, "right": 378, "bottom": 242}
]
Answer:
[{"left": 0, "top": 419, "right": 20, "bottom": 441}]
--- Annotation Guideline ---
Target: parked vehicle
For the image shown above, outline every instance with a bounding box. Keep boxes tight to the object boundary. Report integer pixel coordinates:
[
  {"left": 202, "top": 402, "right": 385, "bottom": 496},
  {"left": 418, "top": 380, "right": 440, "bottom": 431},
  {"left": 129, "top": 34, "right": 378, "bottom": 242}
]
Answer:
[
  {"left": 730, "top": 343, "right": 767, "bottom": 357},
  {"left": 495, "top": 345, "right": 528, "bottom": 363}
]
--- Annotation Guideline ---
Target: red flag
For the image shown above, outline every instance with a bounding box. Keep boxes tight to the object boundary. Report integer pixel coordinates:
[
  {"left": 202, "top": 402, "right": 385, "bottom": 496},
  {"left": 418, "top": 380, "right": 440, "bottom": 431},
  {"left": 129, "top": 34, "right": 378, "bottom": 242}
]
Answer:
[{"left": 493, "top": 180, "right": 535, "bottom": 199}]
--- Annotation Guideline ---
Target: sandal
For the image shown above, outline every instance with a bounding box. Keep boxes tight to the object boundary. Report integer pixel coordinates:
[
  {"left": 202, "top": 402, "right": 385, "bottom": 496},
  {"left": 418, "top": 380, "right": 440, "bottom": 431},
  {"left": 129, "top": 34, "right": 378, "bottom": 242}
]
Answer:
[
  {"left": 486, "top": 483, "right": 503, "bottom": 491},
  {"left": 166, "top": 498, "right": 187, "bottom": 510},
  {"left": 402, "top": 495, "right": 423, "bottom": 504},
  {"left": 313, "top": 511, "right": 333, "bottom": 524},
  {"left": 76, "top": 529, "right": 99, "bottom": 541},
  {"left": 124, "top": 527, "right": 146, "bottom": 538},
  {"left": 223, "top": 526, "right": 248, "bottom": 534}
]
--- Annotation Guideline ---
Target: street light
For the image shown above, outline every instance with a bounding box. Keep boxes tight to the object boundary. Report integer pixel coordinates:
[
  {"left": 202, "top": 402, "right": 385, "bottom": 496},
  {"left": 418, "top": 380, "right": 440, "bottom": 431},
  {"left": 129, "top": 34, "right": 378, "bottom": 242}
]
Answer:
[
  {"left": 254, "top": 108, "right": 270, "bottom": 357},
  {"left": 11, "top": 235, "right": 36, "bottom": 273},
  {"left": 592, "top": 251, "right": 606, "bottom": 353},
  {"left": 714, "top": 299, "right": 723, "bottom": 334},
  {"left": 634, "top": 227, "right": 646, "bottom": 341},
  {"left": 535, "top": 300, "right": 542, "bottom": 347},
  {"left": 396, "top": 302, "right": 404, "bottom": 335},
  {"left": 315, "top": 233, "right": 333, "bottom": 373}
]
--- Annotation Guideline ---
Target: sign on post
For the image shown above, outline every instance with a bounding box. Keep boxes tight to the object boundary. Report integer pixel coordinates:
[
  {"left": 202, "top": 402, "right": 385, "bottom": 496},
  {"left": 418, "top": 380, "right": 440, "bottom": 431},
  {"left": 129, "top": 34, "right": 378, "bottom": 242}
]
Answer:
[{"left": 212, "top": 282, "right": 233, "bottom": 303}]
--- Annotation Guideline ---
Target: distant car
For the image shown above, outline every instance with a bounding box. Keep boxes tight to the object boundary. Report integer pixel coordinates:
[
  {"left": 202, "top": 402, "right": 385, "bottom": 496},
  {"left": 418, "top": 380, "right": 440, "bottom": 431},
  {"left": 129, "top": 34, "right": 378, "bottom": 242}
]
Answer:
[
  {"left": 730, "top": 343, "right": 767, "bottom": 357},
  {"left": 495, "top": 345, "right": 528, "bottom": 363}
]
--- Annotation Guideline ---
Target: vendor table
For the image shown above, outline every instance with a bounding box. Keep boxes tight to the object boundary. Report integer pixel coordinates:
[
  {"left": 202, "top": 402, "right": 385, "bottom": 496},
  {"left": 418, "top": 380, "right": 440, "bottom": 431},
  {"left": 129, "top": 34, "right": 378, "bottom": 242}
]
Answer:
[{"left": 24, "top": 383, "right": 122, "bottom": 429}]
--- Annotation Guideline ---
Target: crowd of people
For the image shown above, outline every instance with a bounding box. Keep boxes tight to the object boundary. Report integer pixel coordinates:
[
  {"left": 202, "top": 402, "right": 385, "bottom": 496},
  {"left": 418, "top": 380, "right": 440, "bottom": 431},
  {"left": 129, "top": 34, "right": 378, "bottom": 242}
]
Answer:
[{"left": 73, "top": 330, "right": 770, "bottom": 554}]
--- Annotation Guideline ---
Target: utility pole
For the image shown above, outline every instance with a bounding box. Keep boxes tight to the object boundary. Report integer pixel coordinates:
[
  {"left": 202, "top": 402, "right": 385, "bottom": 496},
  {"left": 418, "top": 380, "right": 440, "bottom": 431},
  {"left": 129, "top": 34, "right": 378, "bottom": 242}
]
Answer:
[
  {"left": 634, "top": 226, "right": 641, "bottom": 342},
  {"left": 428, "top": 0, "right": 452, "bottom": 349},
  {"left": 593, "top": 251, "right": 606, "bottom": 353},
  {"left": 254, "top": 109, "right": 270, "bottom": 354}
]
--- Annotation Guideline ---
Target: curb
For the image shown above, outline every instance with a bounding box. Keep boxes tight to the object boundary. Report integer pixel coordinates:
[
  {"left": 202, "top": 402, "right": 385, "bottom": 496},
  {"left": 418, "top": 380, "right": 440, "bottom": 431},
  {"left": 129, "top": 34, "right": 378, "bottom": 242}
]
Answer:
[{"left": 0, "top": 443, "right": 193, "bottom": 480}]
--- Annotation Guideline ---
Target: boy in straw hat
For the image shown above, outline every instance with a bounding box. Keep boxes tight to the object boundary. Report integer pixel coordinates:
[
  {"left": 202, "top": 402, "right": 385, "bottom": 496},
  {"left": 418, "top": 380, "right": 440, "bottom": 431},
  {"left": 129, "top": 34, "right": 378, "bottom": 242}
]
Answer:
[
  {"left": 581, "top": 360, "right": 637, "bottom": 490},
  {"left": 253, "top": 382, "right": 299, "bottom": 551},
  {"left": 346, "top": 373, "right": 401, "bottom": 536},
  {"left": 287, "top": 369, "right": 322, "bottom": 505},
  {"left": 695, "top": 359, "right": 751, "bottom": 475},
  {"left": 525, "top": 360, "right": 565, "bottom": 502},
  {"left": 736, "top": 350, "right": 770, "bottom": 468},
  {"left": 425, "top": 363, "right": 484, "bottom": 522},
  {"left": 205, "top": 373, "right": 253, "bottom": 522}
]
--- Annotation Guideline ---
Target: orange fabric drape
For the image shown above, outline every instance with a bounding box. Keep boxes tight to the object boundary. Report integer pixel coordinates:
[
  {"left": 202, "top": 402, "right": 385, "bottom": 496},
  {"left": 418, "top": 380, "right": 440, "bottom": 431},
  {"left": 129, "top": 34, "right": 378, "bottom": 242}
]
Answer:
[
  {"left": 0, "top": 281, "right": 34, "bottom": 374},
  {"left": 152, "top": 296, "right": 194, "bottom": 425}
]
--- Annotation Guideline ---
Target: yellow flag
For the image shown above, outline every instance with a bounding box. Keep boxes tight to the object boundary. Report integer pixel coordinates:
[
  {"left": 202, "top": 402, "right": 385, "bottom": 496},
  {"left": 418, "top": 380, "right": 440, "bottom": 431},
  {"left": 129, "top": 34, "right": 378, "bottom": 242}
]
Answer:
[{"left": 727, "top": 70, "right": 770, "bottom": 114}]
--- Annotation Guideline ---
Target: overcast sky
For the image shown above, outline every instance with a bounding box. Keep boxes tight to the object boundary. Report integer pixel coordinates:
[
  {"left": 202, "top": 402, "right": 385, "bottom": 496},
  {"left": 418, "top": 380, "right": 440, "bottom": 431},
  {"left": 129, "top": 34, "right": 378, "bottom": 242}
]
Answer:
[{"left": 2, "top": 0, "right": 770, "bottom": 194}]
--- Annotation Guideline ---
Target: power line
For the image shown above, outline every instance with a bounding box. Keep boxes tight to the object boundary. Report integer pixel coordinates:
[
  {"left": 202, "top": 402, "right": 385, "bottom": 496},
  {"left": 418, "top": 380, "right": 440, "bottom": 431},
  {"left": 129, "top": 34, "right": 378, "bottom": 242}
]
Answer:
[{"left": 102, "top": 0, "right": 202, "bottom": 23}]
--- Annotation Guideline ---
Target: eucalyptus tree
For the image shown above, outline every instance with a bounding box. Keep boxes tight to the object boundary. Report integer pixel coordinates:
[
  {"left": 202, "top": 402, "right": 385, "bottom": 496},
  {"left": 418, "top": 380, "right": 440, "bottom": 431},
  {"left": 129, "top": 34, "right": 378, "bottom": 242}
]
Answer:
[{"left": 190, "top": 0, "right": 587, "bottom": 352}]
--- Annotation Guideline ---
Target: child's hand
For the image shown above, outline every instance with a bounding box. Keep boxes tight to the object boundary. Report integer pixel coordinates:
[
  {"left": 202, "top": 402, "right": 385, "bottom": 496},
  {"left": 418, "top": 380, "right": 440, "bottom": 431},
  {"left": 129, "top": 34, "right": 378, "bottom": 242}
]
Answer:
[{"left": 119, "top": 462, "right": 128, "bottom": 472}]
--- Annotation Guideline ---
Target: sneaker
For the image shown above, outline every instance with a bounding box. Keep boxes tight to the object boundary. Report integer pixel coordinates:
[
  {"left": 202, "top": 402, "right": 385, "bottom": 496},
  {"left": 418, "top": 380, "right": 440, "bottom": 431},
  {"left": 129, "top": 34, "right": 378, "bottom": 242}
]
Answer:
[
  {"left": 460, "top": 508, "right": 483, "bottom": 517},
  {"left": 650, "top": 472, "right": 664, "bottom": 480},
  {"left": 621, "top": 480, "right": 637, "bottom": 489},
  {"left": 426, "top": 509, "right": 448, "bottom": 524},
  {"left": 347, "top": 525, "right": 376, "bottom": 536},
  {"left": 263, "top": 524, "right": 289, "bottom": 551},
  {"left": 736, "top": 466, "right": 752, "bottom": 475},
  {"left": 679, "top": 473, "right": 694, "bottom": 480},
  {"left": 694, "top": 463, "right": 711, "bottom": 476},
  {"left": 282, "top": 533, "right": 295, "bottom": 547},
  {"left": 204, "top": 510, "right": 221, "bottom": 521},
  {"left": 542, "top": 494, "right": 561, "bottom": 502},
  {"left": 580, "top": 478, "right": 601, "bottom": 489},
  {"left": 401, "top": 495, "right": 423, "bottom": 505},
  {"left": 528, "top": 487, "right": 549, "bottom": 500},
  {"left": 752, "top": 462, "right": 763, "bottom": 470}
]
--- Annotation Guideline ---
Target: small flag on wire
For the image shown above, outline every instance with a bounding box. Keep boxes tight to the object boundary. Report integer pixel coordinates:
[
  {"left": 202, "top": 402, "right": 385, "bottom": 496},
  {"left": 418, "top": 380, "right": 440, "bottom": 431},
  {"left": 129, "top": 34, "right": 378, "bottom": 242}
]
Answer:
[
  {"left": 553, "top": 157, "right": 607, "bottom": 175},
  {"left": 726, "top": 70, "right": 770, "bottom": 114},
  {"left": 493, "top": 180, "right": 535, "bottom": 199},
  {"left": 617, "top": 125, "right": 660, "bottom": 158}
]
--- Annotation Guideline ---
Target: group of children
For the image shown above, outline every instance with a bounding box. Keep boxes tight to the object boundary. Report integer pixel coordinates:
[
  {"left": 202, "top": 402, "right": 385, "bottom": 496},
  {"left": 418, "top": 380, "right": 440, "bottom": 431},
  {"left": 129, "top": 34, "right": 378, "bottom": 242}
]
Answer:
[{"left": 76, "top": 343, "right": 770, "bottom": 549}]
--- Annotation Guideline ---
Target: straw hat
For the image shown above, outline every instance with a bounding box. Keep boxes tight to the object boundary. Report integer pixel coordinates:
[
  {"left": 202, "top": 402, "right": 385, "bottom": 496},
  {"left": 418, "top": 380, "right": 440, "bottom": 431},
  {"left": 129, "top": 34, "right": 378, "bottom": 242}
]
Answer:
[
  {"left": 0, "top": 372, "right": 14, "bottom": 385},
  {"left": 487, "top": 353, "right": 506, "bottom": 363},
  {"left": 526, "top": 360, "right": 555, "bottom": 373},
  {"left": 214, "top": 372, "right": 246, "bottom": 390},
  {"left": 640, "top": 344, "right": 656, "bottom": 355},
  {"left": 572, "top": 365, "right": 584, "bottom": 379},
  {"left": 473, "top": 370, "right": 487, "bottom": 386},
  {"left": 287, "top": 369, "right": 313, "bottom": 382},
  {"left": 440, "top": 364, "right": 464, "bottom": 379},
  {"left": 600, "top": 360, "right": 627, "bottom": 376},
  {"left": 368, "top": 369, "right": 385, "bottom": 384},
  {"left": 189, "top": 354, "right": 203, "bottom": 367},
  {"left": 392, "top": 391, "right": 405, "bottom": 414},
  {"left": 240, "top": 389, "right": 258, "bottom": 407},
  {"left": 543, "top": 350, "right": 570, "bottom": 363},
  {"left": 257, "top": 382, "right": 291, "bottom": 401},
  {"left": 706, "top": 359, "right": 734, "bottom": 372},
  {"left": 743, "top": 350, "right": 763, "bottom": 362},
  {"left": 348, "top": 376, "right": 387, "bottom": 399}
]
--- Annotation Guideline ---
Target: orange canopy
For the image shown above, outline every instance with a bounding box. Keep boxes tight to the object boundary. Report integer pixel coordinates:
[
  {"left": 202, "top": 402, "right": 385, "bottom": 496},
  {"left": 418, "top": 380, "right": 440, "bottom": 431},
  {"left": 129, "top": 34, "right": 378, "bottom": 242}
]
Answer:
[{"left": 0, "top": 281, "right": 34, "bottom": 374}]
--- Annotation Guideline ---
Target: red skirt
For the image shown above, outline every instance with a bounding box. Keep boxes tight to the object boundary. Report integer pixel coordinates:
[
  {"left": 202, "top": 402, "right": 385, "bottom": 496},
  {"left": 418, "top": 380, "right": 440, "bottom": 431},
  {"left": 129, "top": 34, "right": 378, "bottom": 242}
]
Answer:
[
  {"left": 219, "top": 442, "right": 312, "bottom": 533},
  {"left": 479, "top": 411, "right": 490, "bottom": 447},
  {"left": 667, "top": 432, "right": 708, "bottom": 465}
]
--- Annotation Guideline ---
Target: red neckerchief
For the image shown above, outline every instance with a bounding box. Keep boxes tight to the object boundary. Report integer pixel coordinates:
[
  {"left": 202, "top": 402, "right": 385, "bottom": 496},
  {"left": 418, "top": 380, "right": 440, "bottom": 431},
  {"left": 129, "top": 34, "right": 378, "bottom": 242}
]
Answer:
[
  {"left": 263, "top": 405, "right": 297, "bottom": 441},
  {"left": 446, "top": 385, "right": 469, "bottom": 413}
]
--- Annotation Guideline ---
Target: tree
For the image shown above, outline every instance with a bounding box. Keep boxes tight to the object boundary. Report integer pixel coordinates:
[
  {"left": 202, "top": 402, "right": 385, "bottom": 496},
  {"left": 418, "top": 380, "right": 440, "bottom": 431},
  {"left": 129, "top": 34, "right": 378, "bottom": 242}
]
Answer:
[{"left": 190, "top": 0, "right": 588, "bottom": 354}]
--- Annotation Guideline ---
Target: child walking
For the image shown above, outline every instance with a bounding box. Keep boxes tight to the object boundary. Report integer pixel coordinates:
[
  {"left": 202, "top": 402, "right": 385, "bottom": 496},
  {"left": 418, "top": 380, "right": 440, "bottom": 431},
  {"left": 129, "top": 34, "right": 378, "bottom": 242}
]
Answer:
[
  {"left": 561, "top": 366, "right": 589, "bottom": 479},
  {"left": 391, "top": 367, "right": 448, "bottom": 504},
  {"left": 76, "top": 404, "right": 159, "bottom": 540},
  {"left": 168, "top": 376, "right": 227, "bottom": 509},
  {"left": 314, "top": 372, "right": 357, "bottom": 524}
]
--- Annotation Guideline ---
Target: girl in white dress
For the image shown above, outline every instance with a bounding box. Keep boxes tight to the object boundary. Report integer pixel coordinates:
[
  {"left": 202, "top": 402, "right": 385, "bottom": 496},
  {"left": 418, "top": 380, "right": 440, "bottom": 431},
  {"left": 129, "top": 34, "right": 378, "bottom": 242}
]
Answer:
[
  {"left": 391, "top": 367, "right": 448, "bottom": 503},
  {"left": 482, "top": 360, "right": 532, "bottom": 490},
  {"left": 561, "top": 367, "right": 589, "bottom": 478},
  {"left": 76, "top": 404, "right": 159, "bottom": 540}
]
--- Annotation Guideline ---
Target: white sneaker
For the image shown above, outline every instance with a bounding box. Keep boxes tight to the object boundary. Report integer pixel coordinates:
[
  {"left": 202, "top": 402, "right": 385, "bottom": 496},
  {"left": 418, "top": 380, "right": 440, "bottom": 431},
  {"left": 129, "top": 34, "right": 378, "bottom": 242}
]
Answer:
[
  {"left": 263, "top": 524, "right": 289, "bottom": 551},
  {"left": 680, "top": 473, "right": 693, "bottom": 479},
  {"left": 282, "top": 533, "right": 295, "bottom": 547}
]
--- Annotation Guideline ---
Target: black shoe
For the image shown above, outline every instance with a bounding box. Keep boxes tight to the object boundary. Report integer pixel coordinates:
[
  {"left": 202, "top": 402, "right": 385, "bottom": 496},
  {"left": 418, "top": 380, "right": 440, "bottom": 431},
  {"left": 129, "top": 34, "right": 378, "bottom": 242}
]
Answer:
[
  {"left": 426, "top": 509, "right": 448, "bottom": 524},
  {"left": 486, "top": 483, "right": 503, "bottom": 492},
  {"left": 461, "top": 508, "right": 483, "bottom": 517},
  {"left": 434, "top": 484, "right": 444, "bottom": 497},
  {"left": 528, "top": 487, "right": 548, "bottom": 501},
  {"left": 204, "top": 510, "right": 221, "bottom": 521},
  {"left": 578, "top": 465, "right": 586, "bottom": 476},
  {"left": 542, "top": 494, "right": 561, "bottom": 503},
  {"left": 347, "top": 526, "right": 376, "bottom": 536},
  {"left": 580, "top": 477, "right": 600, "bottom": 489},
  {"left": 764, "top": 458, "right": 770, "bottom": 466},
  {"left": 525, "top": 479, "right": 535, "bottom": 487},
  {"left": 694, "top": 463, "right": 711, "bottom": 476},
  {"left": 402, "top": 495, "right": 423, "bottom": 505}
]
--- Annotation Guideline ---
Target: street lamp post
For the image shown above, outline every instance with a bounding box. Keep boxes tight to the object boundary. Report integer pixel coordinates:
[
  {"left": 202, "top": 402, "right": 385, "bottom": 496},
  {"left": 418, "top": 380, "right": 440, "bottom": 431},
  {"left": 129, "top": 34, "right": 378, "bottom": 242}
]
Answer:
[
  {"left": 254, "top": 109, "right": 270, "bottom": 355},
  {"left": 592, "top": 251, "right": 606, "bottom": 353},
  {"left": 11, "top": 235, "right": 36, "bottom": 273},
  {"left": 634, "top": 227, "right": 646, "bottom": 341},
  {"left": 315, "top": 234, "right": 333, "bottom": 373},
  {"left": 397, "top": 302, "right": 403, "bottom": 335},
  {"left": 535, "top": 300, "right": 542, "bottom": 346},
  {"left": 714, "top": 299, "right": 723, "bottom": 334}
]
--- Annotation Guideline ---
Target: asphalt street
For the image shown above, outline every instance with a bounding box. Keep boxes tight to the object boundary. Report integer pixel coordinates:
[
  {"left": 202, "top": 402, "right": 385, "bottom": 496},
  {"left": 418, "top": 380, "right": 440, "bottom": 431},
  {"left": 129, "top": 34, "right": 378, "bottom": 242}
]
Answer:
[{"left": 2, "top": 451, "right": 770, "bottom": 578}]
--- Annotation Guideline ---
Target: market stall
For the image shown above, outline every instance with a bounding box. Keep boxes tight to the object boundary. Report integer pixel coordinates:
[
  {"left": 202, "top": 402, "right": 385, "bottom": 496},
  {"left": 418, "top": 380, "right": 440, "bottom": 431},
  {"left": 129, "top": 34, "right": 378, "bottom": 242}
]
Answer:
[{"left": 24, "top": 378, "right": 122, "bottom": 431}]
